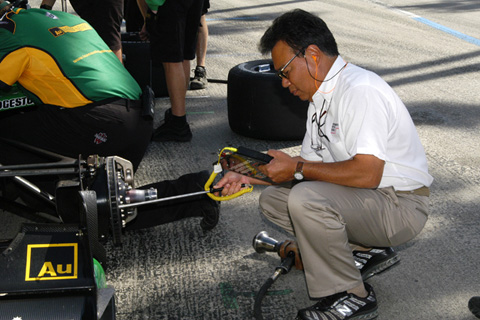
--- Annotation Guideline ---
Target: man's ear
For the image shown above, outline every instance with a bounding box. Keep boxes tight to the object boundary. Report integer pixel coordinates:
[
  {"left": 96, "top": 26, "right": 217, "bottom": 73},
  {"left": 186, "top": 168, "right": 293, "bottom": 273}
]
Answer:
[{"left": 305, "top": 44, "right": 322, "bottom": 64}]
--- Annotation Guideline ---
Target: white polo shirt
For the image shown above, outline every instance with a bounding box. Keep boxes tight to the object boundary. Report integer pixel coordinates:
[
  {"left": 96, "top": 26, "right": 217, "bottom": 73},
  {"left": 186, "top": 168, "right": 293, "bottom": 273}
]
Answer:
[{"left": 300, "top": 56, "right": 433, "bottom": 190}]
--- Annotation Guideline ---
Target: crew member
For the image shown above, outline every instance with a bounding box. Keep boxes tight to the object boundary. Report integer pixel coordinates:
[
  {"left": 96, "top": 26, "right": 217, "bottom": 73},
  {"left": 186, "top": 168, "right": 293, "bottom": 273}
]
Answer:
[
  {"left": 0, "top": 2, "right": 220, "bottom": 231},
  {"left": 137, "top": 0, "right": 204, "bottom": 142},
  {"left": 216, "top": 9, "right": 433, "bottom": 319},
  {"left": 0, "top": 2, "right": 152, "bottom": 171}
]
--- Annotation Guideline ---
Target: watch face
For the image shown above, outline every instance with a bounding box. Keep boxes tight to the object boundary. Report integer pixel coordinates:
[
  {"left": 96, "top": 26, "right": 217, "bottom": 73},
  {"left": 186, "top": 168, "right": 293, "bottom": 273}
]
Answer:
[{"left": 294, "top": 172, "right": 303, "bottom": 180}]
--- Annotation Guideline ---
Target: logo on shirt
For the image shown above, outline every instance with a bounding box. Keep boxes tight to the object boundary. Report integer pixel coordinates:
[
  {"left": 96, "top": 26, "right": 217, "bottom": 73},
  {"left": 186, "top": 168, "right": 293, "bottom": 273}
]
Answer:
[
  {"left": 94, "top": 132, "right": 107, "bottom": 145},
  {"left": 331, "top": 123, "right": 339, "bottom": 134},
  {"left": 48, "top": 22, "right": 92, "bottom": 37},
  {"left": 0, "top": 97, "right": 35, "bottom": 110},
  {"left": 45, "top": 12, "right": 58, "bottom": 19}
]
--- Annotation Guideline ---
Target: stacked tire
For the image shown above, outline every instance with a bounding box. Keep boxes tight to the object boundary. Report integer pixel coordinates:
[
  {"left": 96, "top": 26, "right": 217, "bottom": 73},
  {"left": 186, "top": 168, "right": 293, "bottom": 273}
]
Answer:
[{"left": 227, "top": 59, "right": 309, "bottom": 140}]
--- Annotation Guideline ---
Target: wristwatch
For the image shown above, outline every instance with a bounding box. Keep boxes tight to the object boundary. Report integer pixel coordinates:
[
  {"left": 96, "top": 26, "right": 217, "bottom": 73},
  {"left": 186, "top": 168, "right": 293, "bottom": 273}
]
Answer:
[{"left": 294, "top": 162, "right": 304, "bottom": 181}]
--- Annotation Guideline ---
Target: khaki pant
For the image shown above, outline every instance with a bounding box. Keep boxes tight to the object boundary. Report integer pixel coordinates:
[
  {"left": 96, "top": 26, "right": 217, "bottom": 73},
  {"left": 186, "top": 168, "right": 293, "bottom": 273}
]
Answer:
[{"left": 259, "top": 181, "right": 429, "bottom": 298}]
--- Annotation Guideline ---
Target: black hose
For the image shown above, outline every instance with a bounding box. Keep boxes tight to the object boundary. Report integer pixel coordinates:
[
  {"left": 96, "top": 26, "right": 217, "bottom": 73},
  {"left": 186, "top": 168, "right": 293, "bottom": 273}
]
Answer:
[
  {"left": 253, "top": 277, "right": 275, "bottom": 320},
  {"left": 188, "top": 77, "right": 228, "bottom": 84},
  {"left": 207, "top": 78, "right": 228, "bottom": 84},
  {"left": 253, "top": 253, "right": 295, "bottom": 320}
]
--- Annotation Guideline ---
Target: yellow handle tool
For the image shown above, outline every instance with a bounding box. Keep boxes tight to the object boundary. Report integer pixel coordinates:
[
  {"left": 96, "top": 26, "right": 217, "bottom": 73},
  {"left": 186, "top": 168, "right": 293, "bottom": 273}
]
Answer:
[{"left": 204, "top": 147, "right": 253, "bottom": 201}]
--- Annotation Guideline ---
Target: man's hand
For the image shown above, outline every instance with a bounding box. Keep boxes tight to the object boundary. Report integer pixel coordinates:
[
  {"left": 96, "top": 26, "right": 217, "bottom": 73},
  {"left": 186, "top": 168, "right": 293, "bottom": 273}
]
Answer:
[
  {"left": 139, "top": 24, "right": 149, "bottom": 41},
  {"left": 213, "top": 172, "right": 250, "bottom": 196},
  {"left": 261, "top": 150, "right": 297, "bottom": 184},
  {"left": 279, "top": 240, "right": 303, "bottom": 270},
  {"left": 136, "top": 0, "right": 150, "bottom": 41}
]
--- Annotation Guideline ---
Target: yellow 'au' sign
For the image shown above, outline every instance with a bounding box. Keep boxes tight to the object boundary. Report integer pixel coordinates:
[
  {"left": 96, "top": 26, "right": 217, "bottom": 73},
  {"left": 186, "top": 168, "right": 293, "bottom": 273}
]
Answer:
[{"left": 25, "top": 243, "right": 78, "bottom": 281}]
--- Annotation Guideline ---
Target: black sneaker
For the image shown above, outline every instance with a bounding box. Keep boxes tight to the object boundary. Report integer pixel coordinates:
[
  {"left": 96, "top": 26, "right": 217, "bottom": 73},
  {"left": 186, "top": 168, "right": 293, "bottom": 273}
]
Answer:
[
  {"left": 200, "top": 198, "right": 220, "bottom": 231},
  {"left": 152, "top": 116, "right": 192, "bottom": 142},
  {"left": 296, "top": 283, "right": 378, "bottom": 320},
  {"left": 469, "top": 296, "right": 480, "bottom": 318},
  {"left": 353, "top": 247, "right": 400, "bottom": 281},
  {"left": 162, "top": 108, "right": 172, "bottom": 124},
  {"left": 194, "top": 170, "right": 220, "bottom": 231},
  {"left": 190, "top": 66, "right": 208, "bottom": 90}
]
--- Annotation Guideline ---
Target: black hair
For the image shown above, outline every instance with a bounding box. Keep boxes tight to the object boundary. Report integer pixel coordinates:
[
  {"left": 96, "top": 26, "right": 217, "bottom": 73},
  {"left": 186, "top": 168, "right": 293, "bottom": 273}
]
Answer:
[{"left": 259, "top": 9, "right": 339, "bottom": 57}]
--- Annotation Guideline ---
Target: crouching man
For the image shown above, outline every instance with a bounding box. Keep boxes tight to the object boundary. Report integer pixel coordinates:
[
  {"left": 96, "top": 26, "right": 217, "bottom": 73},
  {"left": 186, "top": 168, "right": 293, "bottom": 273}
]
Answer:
[{"left": 215, "top": 9, "right": 433, "bottom": 320}]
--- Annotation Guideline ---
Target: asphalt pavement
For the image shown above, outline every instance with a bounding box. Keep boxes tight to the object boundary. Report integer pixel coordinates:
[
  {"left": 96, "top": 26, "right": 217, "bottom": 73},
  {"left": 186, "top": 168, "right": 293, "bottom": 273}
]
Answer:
[{"left": 2, "top": 0, "right": 480, "bottom": 319}]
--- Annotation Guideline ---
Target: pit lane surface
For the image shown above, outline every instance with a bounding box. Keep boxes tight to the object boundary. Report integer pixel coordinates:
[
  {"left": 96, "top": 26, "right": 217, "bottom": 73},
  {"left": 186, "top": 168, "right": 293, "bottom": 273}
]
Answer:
[{"left": 5, "top": 1, "right": 480, "bottom": 319}]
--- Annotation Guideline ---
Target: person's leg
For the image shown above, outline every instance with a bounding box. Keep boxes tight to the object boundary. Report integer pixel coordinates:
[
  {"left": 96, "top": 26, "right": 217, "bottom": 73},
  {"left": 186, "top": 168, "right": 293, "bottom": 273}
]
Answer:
[
  {"left": 125, "top": 170, "right": 219, "bottom": 231},
  {"left": 261, "top": 183, "right": 363, "bottom": 298},
  {"left": 0, "top": 108, "right": 55, "bottom": 165},
  {"left": 259, "top": 185, "right": 295, "bottom": 234},
  {"left": 260, "top": 185, "right": 366, "bottom": 298},
  {"left": 189, "top": 2, "right": 209, "bottom": 90},
  {"left": 196, "top": 14, "right": 208, "bottom": 67},
  {"left": 260, "top": 181, "right": 428, "bottom": 298},
  {"left": 0, "top": 103, "right": 152, "bottom": 171},
  {"left": 151, "top": 60, "right": 192, "bottom": 142},
  {"left": 149, "top": 0, "right": 202, "bottom": 142},
  {"left": 292, "top": 182, "right": 427, "bottom": 297},
  {"left": 163, "top": 61, "right": 187, "bottom": 117},
  {"left": 183, "top": 59, "right": 191, "bottom": 91}
]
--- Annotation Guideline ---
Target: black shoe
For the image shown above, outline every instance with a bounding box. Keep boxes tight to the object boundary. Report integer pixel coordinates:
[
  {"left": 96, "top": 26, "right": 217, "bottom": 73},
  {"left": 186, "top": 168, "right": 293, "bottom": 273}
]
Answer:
[
  {"left": 152, "top": 116, "right": 192, "bottom": 142},
  {"left": 190, "top": 66, "right": 208, "bottom": 90},
  {"left": 200, "top": 198, "right": 220, "bottom": 231},
  {"left": 162, "top": 108, "right": 172, "bottom": 124},
  {"left": 194, "top": 170, "right": 219, "bottom": 230},
  {"left": 296, "top": 283, "right": 378, "bottom": 320},
  {"left": 469, "top": 296, "right": 480, "bottom": 318},
  {"left": 353, "top": 247, "right": 400, "bottom": 281},
  {"left": 154, "top": 108, "right": 173, "bottom": 132}
]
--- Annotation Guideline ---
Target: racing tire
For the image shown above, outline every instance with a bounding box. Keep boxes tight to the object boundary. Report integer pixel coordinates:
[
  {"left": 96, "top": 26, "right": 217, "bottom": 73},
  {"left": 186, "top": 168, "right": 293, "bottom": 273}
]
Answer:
[{"left": 227, "top": 59, "right": 309, "bottom": 140}]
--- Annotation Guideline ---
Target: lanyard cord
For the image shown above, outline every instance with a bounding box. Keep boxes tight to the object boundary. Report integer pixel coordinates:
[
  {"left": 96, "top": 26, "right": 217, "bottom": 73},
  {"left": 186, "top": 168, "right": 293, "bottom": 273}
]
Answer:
[{"left": 309, "top": 58, "right": 348, "bottom": 91}]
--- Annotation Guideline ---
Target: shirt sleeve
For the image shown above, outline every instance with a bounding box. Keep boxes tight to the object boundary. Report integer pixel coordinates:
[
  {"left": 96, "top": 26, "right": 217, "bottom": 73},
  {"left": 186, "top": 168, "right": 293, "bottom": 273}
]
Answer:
[{"left": 341, "top": 84, "right": 391, "bottom": 161}]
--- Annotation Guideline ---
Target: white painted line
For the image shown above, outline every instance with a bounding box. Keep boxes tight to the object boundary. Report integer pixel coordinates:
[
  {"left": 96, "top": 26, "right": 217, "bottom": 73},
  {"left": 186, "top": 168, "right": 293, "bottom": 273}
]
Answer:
[{"left": 369, "top": 0, "right": 480, "bottom": 47}]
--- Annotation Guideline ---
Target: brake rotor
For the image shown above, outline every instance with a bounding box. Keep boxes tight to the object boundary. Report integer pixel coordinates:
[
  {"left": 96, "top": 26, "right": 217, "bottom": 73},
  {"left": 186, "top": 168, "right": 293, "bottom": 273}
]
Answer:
[{"left": 105, "top": 156, "right": 136, "bottom": 246}]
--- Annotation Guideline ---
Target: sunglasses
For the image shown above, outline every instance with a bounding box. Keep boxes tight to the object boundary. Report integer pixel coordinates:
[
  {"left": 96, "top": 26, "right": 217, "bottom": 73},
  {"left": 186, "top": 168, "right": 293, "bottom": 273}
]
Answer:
[{"left": 276, "top": 48, "right": 305, "bottom": 80}]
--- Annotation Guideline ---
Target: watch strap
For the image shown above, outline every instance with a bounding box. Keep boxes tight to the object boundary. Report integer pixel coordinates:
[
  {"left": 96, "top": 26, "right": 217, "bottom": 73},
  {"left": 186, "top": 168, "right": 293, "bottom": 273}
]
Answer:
[{"left": 294, "top": 161, "right": 304, "bottom": 180}]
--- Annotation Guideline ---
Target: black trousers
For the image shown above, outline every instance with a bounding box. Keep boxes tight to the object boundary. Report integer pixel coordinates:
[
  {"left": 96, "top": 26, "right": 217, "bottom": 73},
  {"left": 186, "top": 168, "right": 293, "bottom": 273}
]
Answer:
[
  {"left": 125, "top": 170, "right": 216, "bottom": 230},
  {"left": 0, "top": 102, "right": 153, "bottom": 171}
]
